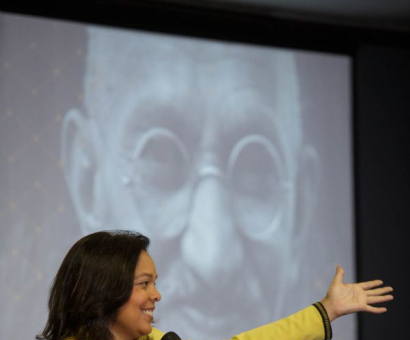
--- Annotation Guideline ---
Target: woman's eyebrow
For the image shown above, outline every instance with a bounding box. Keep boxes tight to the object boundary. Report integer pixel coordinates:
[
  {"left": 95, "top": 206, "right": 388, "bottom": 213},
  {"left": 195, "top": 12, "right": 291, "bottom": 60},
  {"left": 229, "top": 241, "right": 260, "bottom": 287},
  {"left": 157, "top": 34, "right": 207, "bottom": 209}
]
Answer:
[{"left": 134, "top": 273, "right": 159, "bottom": 280}]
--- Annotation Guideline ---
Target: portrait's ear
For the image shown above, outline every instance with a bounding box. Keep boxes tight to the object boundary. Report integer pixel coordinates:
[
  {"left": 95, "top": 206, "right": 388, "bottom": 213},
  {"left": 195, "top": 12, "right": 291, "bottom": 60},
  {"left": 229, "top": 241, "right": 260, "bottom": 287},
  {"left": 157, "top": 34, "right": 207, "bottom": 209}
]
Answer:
[
  {"left": 61, "top": 109, "right": 106, "bottom": 232},
  {"left": 288, "top": 145, "right": 320, "bottom": 288},
  {"left": 294, "top": 145, "right": 321, "bottom": 245}
]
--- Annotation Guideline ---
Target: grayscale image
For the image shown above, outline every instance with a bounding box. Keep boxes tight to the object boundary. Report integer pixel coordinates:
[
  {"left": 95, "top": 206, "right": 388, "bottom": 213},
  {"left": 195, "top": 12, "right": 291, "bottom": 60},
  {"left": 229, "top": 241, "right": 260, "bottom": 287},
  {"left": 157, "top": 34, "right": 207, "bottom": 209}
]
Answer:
[{"left": 0, "top": 13, "right": 355, "bottom": 340}]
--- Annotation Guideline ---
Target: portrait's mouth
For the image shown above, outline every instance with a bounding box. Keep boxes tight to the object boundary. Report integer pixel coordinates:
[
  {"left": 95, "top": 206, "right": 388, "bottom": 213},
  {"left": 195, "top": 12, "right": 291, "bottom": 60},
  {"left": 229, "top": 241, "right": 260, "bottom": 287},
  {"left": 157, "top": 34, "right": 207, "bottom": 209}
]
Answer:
[
  {"left": 154, "top": 260, "right": 284, "bottom": 338},
  {"left": 181, "top": 304, "right": 239, "bottom": 328}
]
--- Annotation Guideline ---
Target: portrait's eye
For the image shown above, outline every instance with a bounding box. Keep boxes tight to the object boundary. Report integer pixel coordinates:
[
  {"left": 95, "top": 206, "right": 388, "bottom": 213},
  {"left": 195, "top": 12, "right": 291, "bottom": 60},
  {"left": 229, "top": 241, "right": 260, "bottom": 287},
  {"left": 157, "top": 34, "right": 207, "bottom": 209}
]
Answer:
[
  {"left": 228, "top": 135, "right": 282, "bottom": 201},
  {"left": 228, "top": 135, "right": 286, "bottom": 234},
  {"left": 132, "top": 128, "right": 189, "bottom": 194}
]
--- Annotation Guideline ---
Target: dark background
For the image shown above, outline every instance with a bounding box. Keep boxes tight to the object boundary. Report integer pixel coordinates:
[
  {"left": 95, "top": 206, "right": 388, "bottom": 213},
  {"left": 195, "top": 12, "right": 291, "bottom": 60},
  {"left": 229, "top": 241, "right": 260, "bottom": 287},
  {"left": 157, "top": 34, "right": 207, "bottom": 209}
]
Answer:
[{"left": 1, "top": 1, "right": 409, "bottom": 339}]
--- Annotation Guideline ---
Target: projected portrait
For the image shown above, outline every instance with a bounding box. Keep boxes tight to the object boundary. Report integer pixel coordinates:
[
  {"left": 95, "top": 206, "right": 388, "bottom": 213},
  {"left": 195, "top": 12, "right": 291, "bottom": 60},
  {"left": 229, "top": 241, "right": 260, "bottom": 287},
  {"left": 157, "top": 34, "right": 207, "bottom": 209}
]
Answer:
[
  {"left": 0, "top": 13, "right": 355, "bottom": 340},
  {"left": 61, "top": 27, "right": 336, "bottom": 339}
]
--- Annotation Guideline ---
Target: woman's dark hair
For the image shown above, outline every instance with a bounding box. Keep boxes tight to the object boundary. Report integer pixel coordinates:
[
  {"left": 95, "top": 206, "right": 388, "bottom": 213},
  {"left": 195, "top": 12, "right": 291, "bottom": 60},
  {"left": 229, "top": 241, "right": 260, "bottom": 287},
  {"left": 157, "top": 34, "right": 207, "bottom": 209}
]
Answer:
[{"left": 36, "top": 230, "right": 150, "bottom": 340}]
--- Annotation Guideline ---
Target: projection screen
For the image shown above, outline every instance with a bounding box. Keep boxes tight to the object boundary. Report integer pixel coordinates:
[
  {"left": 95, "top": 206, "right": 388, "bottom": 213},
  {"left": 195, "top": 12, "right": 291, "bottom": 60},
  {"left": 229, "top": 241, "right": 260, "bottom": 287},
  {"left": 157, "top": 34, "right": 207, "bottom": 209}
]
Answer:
[{"left": 0, "top": 12, "right": 355, "bottom": 340}]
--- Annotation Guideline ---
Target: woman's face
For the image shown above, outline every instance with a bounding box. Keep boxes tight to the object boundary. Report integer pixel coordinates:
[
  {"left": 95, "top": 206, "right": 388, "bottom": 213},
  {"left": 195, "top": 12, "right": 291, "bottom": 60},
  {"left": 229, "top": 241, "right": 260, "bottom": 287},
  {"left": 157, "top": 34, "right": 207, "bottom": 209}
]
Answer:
[{"left": 110, "top": 251, "right": 161, "bottom": 340}]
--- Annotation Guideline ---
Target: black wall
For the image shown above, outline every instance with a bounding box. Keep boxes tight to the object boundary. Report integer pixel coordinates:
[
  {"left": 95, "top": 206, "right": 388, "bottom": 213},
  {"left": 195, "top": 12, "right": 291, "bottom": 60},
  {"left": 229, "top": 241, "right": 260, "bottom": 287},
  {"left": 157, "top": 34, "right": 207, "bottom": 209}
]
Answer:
[{"left": 355, "top": 44, "right": 410, "bottom": 340}]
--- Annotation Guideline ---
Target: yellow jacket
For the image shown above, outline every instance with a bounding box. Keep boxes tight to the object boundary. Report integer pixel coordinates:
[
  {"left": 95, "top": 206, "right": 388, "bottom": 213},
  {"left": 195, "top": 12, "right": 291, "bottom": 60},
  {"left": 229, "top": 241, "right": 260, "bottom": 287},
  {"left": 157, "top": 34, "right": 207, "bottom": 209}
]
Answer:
[
  {"left": 64, "top": 302, "right": 331, "bottom": 340},
  {"left": 140, "top": 303, "right": 332, "bottom": 340}
]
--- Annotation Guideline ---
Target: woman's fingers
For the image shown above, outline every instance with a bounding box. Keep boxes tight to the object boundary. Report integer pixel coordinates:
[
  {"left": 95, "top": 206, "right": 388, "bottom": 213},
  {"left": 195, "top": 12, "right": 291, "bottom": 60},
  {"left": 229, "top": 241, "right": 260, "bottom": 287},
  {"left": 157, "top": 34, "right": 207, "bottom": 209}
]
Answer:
[
  {"left": 358, "top": 279, "right": 384, "bottom": 290},
  {"left": 367, "top": 294, "right": 394, "bottom": 304},
  {"left": 364, "top": 305, "right": 388, "bottom": 314},
  {"left": 366, "top": 286, "right": 394, "bottom": 296}
]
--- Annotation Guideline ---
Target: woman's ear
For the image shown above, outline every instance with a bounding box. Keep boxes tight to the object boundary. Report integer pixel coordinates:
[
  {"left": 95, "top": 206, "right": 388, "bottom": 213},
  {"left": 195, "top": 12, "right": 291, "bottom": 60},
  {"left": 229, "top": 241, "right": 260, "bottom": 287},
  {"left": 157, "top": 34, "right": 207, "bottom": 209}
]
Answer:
[{"left": 61, "top": 109, "right": 106, "bottom": 232}]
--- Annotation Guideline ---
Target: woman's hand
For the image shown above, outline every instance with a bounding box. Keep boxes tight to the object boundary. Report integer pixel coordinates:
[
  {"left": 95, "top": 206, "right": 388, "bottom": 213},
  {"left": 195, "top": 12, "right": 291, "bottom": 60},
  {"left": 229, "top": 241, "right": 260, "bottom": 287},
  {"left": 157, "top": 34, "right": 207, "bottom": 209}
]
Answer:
[{"left": 320, "top": 266, "right": 393, "bottom": 321}]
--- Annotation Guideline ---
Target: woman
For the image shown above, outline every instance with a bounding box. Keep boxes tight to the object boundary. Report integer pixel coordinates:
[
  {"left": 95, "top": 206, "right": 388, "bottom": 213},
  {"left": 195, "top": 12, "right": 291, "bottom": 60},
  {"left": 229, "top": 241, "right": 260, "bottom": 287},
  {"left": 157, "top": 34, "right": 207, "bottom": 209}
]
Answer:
[{"left": 37, "top": 230, "right": 393, "bottom": 340}]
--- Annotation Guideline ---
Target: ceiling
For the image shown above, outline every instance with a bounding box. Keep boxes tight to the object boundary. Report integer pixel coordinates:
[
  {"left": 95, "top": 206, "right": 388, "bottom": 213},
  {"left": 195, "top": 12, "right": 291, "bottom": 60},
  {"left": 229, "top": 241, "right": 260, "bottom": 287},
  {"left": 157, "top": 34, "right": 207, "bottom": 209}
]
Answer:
[
  {"left": 201, "top": 0, "right": 410, "bottom": 31},
  {"left": 1, "top": 0, "right": 410, "bottom": 32}
]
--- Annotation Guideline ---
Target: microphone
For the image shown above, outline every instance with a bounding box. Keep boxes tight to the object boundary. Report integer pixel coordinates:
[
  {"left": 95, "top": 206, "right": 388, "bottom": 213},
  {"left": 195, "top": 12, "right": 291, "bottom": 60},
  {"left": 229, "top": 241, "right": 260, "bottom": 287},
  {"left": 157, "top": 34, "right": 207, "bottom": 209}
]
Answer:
[{"left": 161, "top": 331, "right": 182, "bottom": 340}]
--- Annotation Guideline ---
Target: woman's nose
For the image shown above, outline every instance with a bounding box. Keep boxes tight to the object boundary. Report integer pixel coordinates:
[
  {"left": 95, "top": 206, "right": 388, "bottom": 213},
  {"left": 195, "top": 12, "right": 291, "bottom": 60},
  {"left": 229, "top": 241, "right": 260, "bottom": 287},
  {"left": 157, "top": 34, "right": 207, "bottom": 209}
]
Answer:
[{"left": 152, "top": 286, "right": 162, "bottom": 302}]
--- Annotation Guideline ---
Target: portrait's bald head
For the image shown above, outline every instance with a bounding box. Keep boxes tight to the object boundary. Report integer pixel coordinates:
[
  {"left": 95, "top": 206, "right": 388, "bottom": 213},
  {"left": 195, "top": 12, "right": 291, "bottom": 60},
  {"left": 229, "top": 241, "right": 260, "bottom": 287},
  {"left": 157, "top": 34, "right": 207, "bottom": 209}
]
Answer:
[{"left": 62, "top": 26, "right": 319, "bottom": 339}]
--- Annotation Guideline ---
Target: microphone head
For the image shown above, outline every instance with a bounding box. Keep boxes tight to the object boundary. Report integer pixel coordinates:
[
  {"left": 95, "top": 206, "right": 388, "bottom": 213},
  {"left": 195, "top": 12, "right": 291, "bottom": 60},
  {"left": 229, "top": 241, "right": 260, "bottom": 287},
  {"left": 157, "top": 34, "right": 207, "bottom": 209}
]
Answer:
[{"left": 161, "top": 331, "right": 182, "bottom": 340}]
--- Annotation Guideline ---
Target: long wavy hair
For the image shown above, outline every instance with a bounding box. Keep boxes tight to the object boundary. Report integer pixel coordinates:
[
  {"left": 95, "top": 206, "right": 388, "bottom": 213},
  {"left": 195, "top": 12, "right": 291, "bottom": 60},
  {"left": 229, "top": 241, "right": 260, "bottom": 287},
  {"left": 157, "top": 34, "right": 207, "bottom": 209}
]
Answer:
[{"left": 36, "top": 230, "right": 150, "bottom": 340}]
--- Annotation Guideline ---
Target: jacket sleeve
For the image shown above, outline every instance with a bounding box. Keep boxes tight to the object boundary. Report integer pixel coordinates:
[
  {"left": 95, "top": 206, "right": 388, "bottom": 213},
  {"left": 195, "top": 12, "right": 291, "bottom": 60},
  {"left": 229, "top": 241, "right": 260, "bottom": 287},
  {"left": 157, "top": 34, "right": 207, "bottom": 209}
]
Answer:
[
  {"left": 146, "top": 303, "right": 332, "bottom": 340},
  {"left": 230, "top": 303, "right": 332, "bottom": 340}
]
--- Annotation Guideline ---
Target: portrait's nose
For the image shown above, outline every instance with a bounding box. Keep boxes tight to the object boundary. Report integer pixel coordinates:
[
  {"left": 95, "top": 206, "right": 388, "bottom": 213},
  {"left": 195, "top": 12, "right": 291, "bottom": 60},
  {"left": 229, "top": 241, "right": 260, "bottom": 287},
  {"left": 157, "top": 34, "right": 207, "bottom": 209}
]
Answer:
[{"left": 181, "top": 173, "right": 243, "bottom": 285}]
